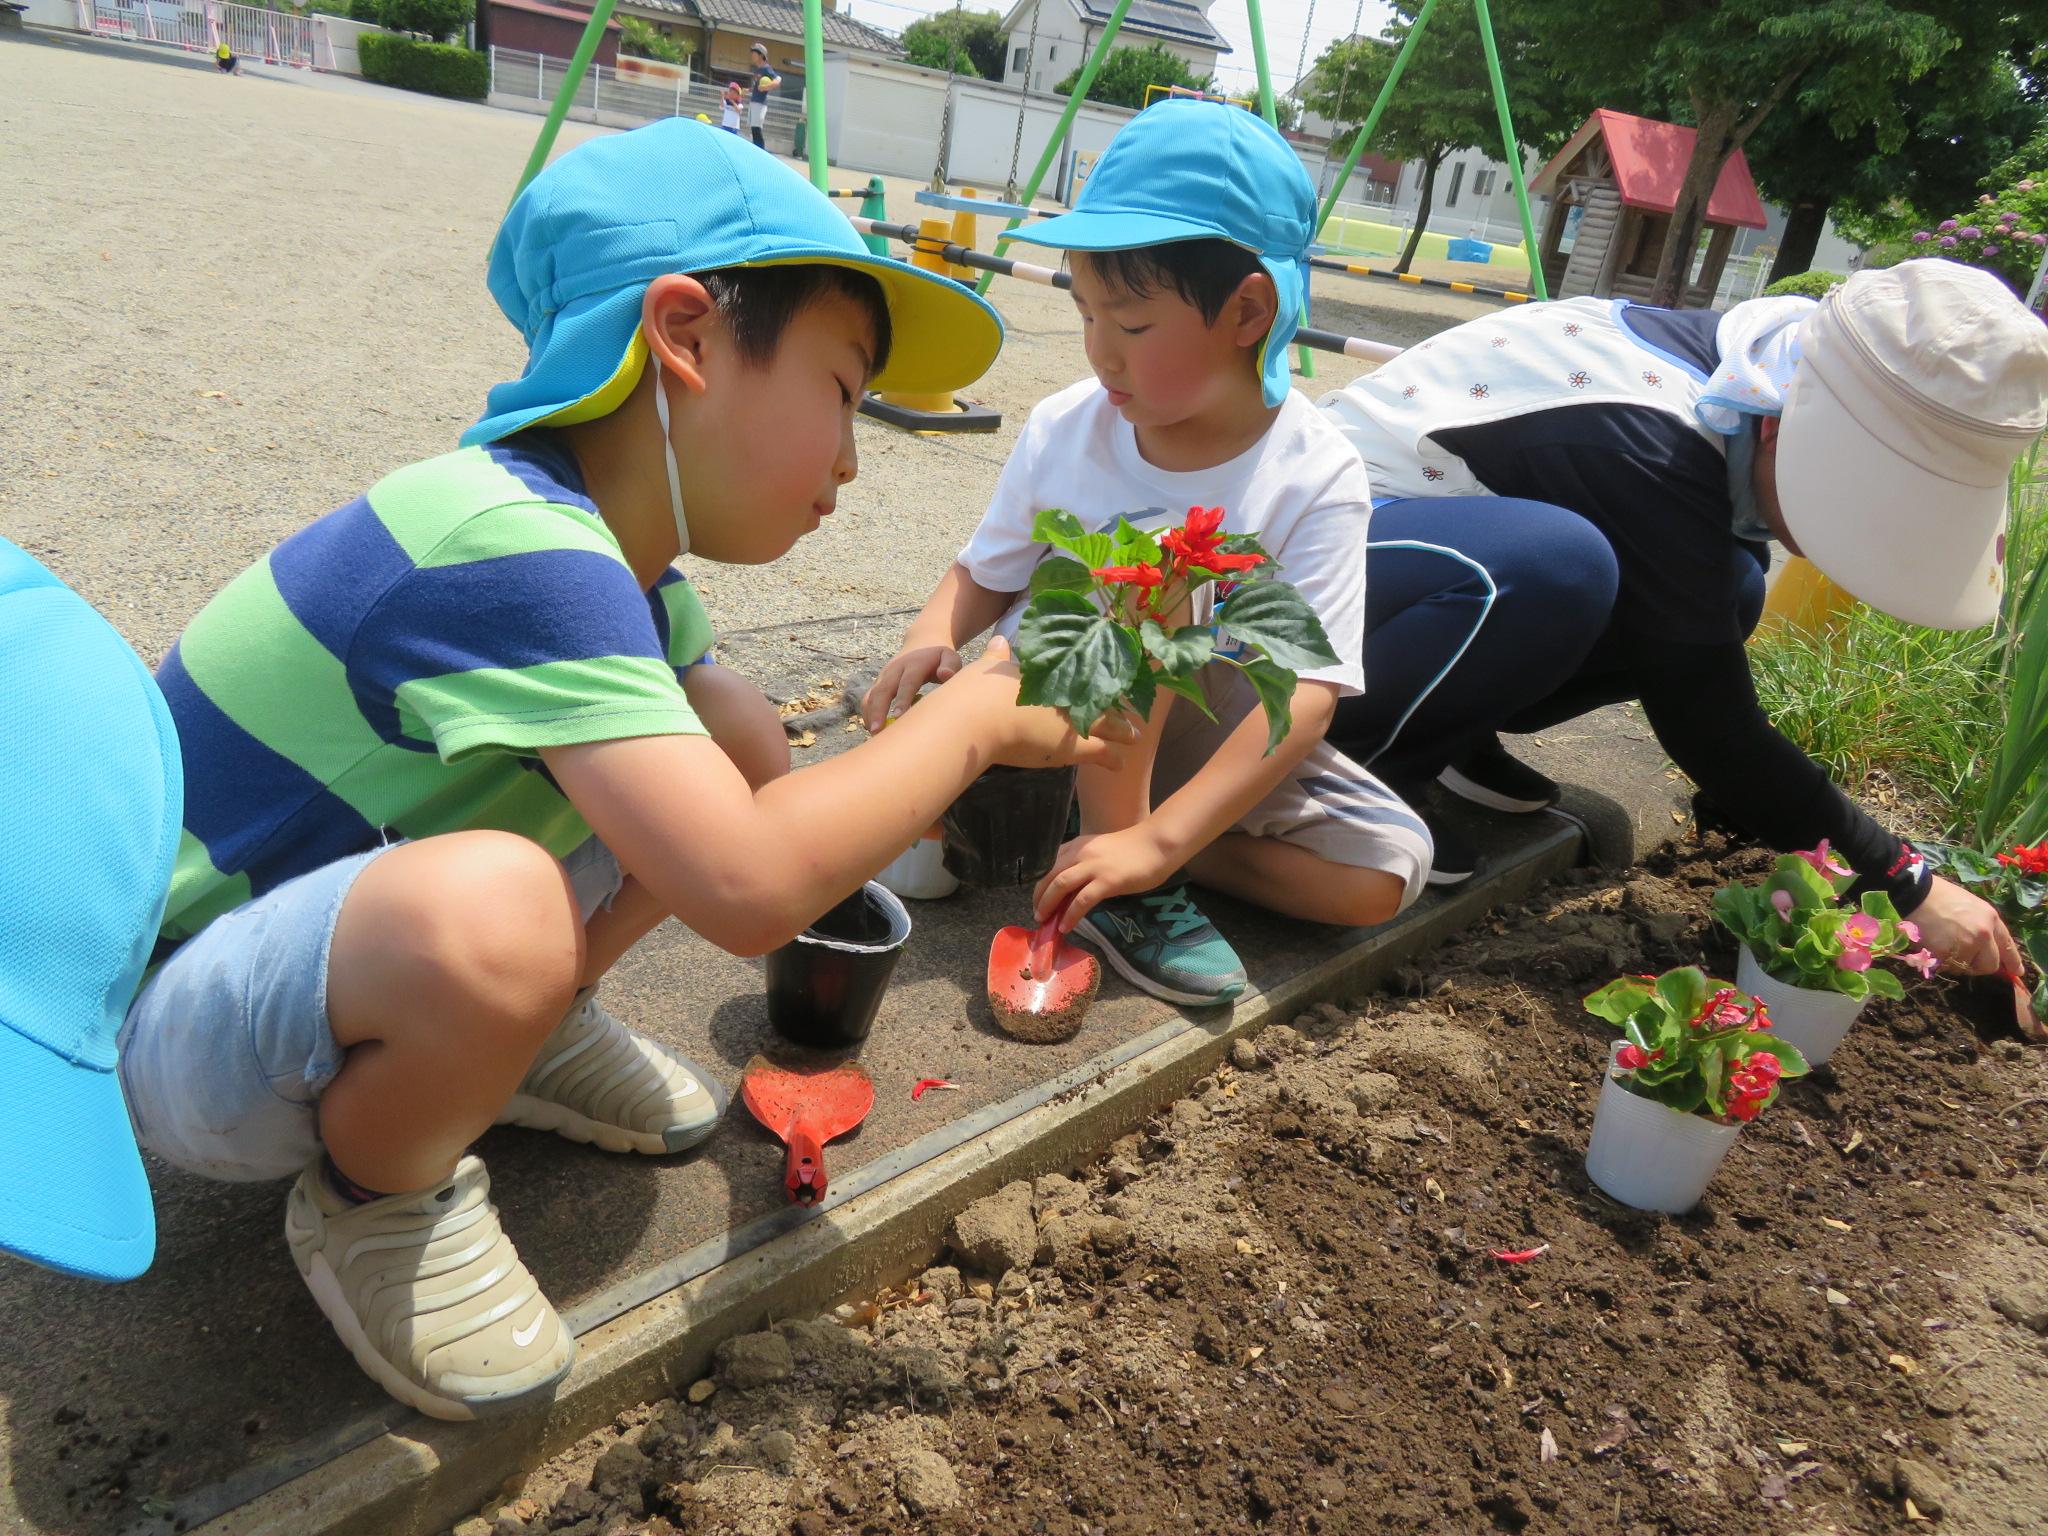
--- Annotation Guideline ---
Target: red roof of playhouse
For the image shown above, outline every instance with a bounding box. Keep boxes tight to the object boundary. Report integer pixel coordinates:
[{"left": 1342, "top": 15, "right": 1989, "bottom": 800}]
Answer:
[{"left": 1532, "top": 109, "right": 1768, "bottom": 230}]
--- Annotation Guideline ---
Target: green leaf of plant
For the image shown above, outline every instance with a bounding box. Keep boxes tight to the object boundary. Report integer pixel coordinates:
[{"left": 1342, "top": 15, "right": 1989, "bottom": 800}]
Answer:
[
  {"left": 1140, "top": 620, "right": 1215, "bottom": 676},
  {"left": 1030, "top": 508, "right": 1114, "bottom": 570},
  {"left": 1712, "top": 884, "right": 1760, "bottom": 941},
  {"left": 1216, "top": 581, "right": 1340, "bottom": 671},
  {"left": 1698, "top": 1042, "right": 1728, "bottom": 1117},
  {"left": 1109, "top": 517, "right": 1164, "bottom": 565},
  {"left": 1584, "top": 977, "right": 1652, "bottom": 1024},
  {"left": 2016, "top": 877, "right": 2047, "bottom": 911},
  {"left": 1153, "top": 670, "right": 1218, "bottom": 720},
  {"left": 1123, "top": 662, "right": 1157, "bottom": 723},
  {"left": 1655, "top": 966, "right": 1709, "bottom": 1026},
  {"left": 1239, "top": 654, "right": 1296, "bottom": 756},
  {"left": 1029, "top": 555, "right": 1097, "bottom": 597},
  {"left": 1016, "top": 590, "right": 1141, "bottom": 737},
  {"left": 1865, "top": 967, "right": 1905, "bottom": 1000},
  {"left": 2026, "top": 928, "right": 2048, "bottom": 972}
]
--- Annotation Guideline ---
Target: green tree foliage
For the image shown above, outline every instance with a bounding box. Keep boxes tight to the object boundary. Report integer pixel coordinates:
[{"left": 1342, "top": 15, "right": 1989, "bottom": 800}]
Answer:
[
  {"left": 618, "top": 16, "right": 692, "bottom": 64},
  {"left": 1302, "top": 1, "right": 1567, "bottom": 274},
  {"left": 903, "top": 9, "right": 1006, "bottom": 79},
  {"left": 1739, "top": 3, "right": 2047, "bottom": 284},
  {"left": 1055, "top": 42, "right": 1211, "bottom": 109},
  {"left": 1518, "top": 1, "right": 1974, "bottom": 307},
  {"left": 377, "top": 0, "right": 471, "bottom": 45}
]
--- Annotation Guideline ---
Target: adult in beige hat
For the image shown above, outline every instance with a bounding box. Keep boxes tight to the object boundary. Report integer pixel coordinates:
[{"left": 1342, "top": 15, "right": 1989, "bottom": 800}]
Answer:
[{"left": 1315, "top": 259, "right": 2047, "bottom": 986}]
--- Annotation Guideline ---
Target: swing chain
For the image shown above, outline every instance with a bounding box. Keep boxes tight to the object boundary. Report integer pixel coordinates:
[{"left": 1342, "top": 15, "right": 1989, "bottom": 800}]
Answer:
[
  {"left": 928, "top": 0, "right": 969, "bottom": 194},
  {"left": 1003, "top": 0, "right": 1044, "bottom": 203}
]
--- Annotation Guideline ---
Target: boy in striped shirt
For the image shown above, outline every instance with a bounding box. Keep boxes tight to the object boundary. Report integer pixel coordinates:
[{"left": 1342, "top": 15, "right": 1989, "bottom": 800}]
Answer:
[{"left": 116, "top": 121, "right": 1121, "bottom": 1421}]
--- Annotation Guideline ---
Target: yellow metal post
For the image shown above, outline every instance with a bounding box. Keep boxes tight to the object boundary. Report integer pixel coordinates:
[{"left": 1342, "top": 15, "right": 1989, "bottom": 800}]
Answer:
[
  {"left": 1756, "top": 556, "right": 1857, "bottom": 637},
  {"left": 948, "top": 188, "right": 979, "bottom": 284},
  {"left": 876, "top": 219, "right": 967, "bottom": 418}
]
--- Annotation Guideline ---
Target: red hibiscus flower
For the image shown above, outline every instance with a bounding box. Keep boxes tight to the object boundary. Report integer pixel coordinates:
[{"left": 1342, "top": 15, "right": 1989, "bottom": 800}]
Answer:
[{"left": 1996, "top": 840, "right": 2048, "bottom": 875}]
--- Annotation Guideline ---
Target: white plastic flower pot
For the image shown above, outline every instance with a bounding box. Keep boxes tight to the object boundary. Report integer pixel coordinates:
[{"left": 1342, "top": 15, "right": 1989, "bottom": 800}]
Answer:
[
  {"left": 1736, "top": 947, "right": 1866, "bottom": 1067},
  {"left": 1584, "top": 1047, "right": 1742, "bottom": 1214},
  {"left": 876, "top": 837, "right": 961, "bottom": 901}
]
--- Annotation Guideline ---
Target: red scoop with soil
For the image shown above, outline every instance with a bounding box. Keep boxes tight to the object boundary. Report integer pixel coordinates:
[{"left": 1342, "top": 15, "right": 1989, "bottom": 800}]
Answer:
[
  {"left": 987, "top": 900, "right": 1100, "bottom": 1043},
  {"left": 740, "top": 1056, "right": 875, "bottom": 1205}
]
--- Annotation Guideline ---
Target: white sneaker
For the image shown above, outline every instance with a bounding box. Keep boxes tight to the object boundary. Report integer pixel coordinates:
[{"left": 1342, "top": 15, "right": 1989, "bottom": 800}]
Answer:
[
  {"left": 497, "top": 987, "right": 726, "bottom": 1155},
  {"left": 286, "top": 1155, "right": 573, "bottom": 1421}
]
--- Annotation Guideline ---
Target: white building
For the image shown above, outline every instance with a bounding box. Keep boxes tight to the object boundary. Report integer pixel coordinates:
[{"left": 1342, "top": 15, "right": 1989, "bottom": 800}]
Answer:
[{"left": 997, "top": 0, "right": 1231, "bottom": 95}]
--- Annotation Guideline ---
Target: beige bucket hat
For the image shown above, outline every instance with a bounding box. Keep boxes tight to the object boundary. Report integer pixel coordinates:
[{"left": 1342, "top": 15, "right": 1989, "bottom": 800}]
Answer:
[{"left": 1777, "top": 259, "right": 2048, "bottom": 630}]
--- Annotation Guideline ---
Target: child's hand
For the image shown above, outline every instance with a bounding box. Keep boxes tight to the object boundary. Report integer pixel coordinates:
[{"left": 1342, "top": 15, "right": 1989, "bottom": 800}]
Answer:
[
  {"left": 947, "top": 637, "right": 1135, "bottom": 769},
  {"left": 1033, "top": 825, "right": 1178, "bottom": 931},
  {"left": 863, "top": 643, "right": 963, "bottom": 730}
]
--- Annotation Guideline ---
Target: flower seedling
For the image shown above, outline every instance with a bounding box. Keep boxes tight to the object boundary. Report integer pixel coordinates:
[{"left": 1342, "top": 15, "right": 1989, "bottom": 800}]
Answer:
[
  {"left": 1919, "top": 838, "right": 2048, "bottom": 1033},
  {"left": 1015, "top": 506, "right": 1338, "bottom": 752},
  {"left": 1583, "top": 965, "right": 1809, "bottom": 1122},
  {"left": 1712, "top": 842, "right": 1938, "bottom": 1000}
]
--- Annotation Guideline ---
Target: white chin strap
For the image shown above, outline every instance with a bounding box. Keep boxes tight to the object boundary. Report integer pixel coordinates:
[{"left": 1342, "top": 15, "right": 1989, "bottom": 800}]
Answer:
[{"left": 651, "top": 352, "right": 690, "bottom": 557}]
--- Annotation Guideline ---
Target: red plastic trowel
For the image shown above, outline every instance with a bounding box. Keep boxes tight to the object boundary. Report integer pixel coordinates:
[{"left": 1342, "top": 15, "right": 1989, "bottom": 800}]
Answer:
[
  {"left": 741, "top": 1055, "right": 875, "bottom": 1205},
  {"left": 986, "top": 899, "right": 1101, "bottom": 1043}
]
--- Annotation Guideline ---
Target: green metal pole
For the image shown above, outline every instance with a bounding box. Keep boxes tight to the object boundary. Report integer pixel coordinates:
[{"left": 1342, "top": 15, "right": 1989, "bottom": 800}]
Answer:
[
  {"left": 1242, "top": 0, "right": 1277, "bottom": 125},
  {"left": 512, "top": 0, "right": 620, "bottom": 203},
  {"left": 858, "top": 175, "right": 889, "bottom": 256},
  {"left": 1470, "top": 0, "right": 1546, "bottom": 299},
  {"left": 975, "top": 0, "right": 1137, "bottom": 296},
  {"left": 802, "top": 0, "right": 828, "bottom": 191},
  {"left": 1241, "top": 0, "right": 1309, "bottom": 380},
  {"left": 1312, "top": 0, "right": 1438, "bottom": 238}
]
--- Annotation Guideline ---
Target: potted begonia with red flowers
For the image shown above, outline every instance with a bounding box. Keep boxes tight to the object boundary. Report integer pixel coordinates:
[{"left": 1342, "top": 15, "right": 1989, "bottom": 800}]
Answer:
[
  {"left": 1581, "top": 966, "right": 1810, "bottom": 1213},
  {"left": 944, "top": 505, "right": 1338, "bottom": 886},
  {"left": 1918, "top": 838, "right": 2048, "bottom": 1039},
  {"left": 1711, "top": 843, "right": 1938, "bottom": 1066}
]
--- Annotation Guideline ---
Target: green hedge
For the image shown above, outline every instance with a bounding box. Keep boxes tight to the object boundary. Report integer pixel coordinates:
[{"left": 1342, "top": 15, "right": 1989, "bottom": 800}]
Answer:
[
  {"left": 357, "top": 33, "right": 488, "bottom": 100},
  {"left": 1762, "top": 269, "right": 1846, "bottom": 300}
]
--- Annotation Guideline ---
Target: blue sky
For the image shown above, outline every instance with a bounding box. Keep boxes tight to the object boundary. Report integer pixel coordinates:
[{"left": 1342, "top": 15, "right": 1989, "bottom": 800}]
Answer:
[{"left": 838, "top": 0, "right": 1396, "bottom": 99}]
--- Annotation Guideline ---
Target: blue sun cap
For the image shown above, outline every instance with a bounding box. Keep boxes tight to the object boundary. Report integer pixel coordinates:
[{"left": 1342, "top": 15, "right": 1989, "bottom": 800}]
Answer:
[
  {"left": 1010, "top": 99, "right": 1315, "bottom": 406},
  {"left": 0, "top": 538, "right": 182, "bottom": 1282},
  {"left": 466, "top": 119, "right": 1003, "bottom": 446}
]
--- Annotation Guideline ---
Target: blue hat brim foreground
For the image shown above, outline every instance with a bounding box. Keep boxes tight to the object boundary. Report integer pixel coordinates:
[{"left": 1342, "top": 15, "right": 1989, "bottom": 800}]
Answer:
[
  {"left": 464, "top": 122, "right": 1003, "bottom": 447},
  {"left": 0, "top": 1028, "right": 154, "bottom": 1281},
  {"left": 1011, "top": 209, "right": 1306, "bottom": 410}
]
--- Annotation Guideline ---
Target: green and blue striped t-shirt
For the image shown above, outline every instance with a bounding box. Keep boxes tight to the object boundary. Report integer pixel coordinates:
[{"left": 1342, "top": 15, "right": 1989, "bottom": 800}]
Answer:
[{"left": 155, "top": 434, "right": 713, "bottom": 952}]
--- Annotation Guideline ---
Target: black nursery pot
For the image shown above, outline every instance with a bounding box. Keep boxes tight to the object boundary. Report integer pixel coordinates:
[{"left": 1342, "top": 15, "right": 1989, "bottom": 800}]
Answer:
[
  {"left": 940, "top": 763, "right": 1077, "bottom": 888},
  {"left": 765, "top": 881, "right": 912, "bottom": 1049}
]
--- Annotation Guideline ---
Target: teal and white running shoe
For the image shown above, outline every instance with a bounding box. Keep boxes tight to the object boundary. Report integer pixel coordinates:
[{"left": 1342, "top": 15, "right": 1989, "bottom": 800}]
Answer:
[{"left": 1074, "top": 886, "right": 1247, "bottom": 1006}]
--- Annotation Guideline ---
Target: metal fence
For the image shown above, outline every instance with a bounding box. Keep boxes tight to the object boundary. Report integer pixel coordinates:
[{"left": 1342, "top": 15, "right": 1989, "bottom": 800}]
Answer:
[
  {"left": 73, "top": 0, "right": 326, "bottom": 66},
  {"left": 486, "top": 46, "right": 803, "bottom": 145}
]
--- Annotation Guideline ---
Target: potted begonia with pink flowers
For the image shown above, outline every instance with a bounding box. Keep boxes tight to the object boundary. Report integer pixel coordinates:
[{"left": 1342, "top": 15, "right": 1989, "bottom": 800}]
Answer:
[
  {"left": 1711, "top": 843, "right": 1939, "bottom": 1066},
  {"left": 1581, "top": 966, "right": 1809, "bottom": 1213}
]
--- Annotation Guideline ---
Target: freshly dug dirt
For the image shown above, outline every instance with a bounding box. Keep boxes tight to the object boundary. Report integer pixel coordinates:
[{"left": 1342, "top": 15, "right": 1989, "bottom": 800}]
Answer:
[{"left": 462, "top": 834, "right": 2048, "bottom": 1536}]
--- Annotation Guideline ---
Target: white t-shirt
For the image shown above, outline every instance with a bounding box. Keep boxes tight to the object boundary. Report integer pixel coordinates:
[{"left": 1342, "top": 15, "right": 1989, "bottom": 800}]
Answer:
[
  {"left": 720, "top": 101, "right": 742, "bottom": 130},
  {"left": 958, "top": 379, "right": 1374, "bottom": 695}
]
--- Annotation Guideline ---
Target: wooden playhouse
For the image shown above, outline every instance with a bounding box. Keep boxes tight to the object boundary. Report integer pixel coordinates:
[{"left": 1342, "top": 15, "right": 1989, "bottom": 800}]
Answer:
[{"left": 1528, "top": 109, "right": 1768, "bottom": 307}]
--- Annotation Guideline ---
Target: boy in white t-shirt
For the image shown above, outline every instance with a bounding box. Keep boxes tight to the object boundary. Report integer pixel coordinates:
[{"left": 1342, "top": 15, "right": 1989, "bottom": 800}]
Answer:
[{"left": 866, "top": 102, "right": 1431, "bottom": 1005}]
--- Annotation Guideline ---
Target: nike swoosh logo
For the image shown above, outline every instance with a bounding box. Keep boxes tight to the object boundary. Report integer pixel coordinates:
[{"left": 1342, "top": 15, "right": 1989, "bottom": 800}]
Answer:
[{"left": 511, "top": 1311, "right": 547, "bottom": 1348}]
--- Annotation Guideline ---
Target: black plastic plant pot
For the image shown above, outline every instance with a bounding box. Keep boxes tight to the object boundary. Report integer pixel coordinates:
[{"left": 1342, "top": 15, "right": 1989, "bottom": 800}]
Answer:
[
  {"left": 940, "top": 764, "right": 1078, "bottom": 888},
  {"left": 765, "top": 881, "right": 912, "bottom": 1049}
]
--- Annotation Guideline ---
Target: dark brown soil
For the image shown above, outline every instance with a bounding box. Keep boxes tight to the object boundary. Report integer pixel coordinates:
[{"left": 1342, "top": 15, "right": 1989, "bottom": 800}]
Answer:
[{"left": 460, "top": 834, "right": 2048, "bottom": 1536}]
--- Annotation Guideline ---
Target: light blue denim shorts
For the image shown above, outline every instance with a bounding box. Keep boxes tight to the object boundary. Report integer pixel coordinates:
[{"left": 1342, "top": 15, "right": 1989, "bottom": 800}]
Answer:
[{"left": 117, "top": 837, "right": 623, "bottom": 1184}]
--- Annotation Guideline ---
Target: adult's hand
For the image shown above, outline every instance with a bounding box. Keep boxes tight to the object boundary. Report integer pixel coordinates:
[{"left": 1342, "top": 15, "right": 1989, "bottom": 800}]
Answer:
[{"left": 1914, "top": 875, "right": 2025, "bottom": 980}]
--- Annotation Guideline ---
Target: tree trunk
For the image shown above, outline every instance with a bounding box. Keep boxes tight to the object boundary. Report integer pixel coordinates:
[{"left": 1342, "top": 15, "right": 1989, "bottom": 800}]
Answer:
[
  {"left": 1767, "top": 199, "right": 1830, "bottom": 287},
  {"left": 1649, "top": 104, "right": 1737, "bottom": 308},
  {"left": 1396, "top": 152, "right": 1444, "bottom": 275}
]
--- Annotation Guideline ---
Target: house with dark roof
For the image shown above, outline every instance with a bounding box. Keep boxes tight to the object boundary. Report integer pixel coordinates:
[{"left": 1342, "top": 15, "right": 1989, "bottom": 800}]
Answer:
[
  {"left": 496, "top": 0, "right": 903, "bottom": 101},
  {"left": 998, "top": 0, "right": 1230, "bottom": 94}
]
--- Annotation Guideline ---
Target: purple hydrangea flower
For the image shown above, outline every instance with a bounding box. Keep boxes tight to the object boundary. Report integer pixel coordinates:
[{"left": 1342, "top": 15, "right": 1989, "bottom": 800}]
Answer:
[
  {"left": 2021, "top": 180, "right": 2037, "bottom": 192},
  {"left": 2001, "top": 209, "right": 2021, "bottom": 223},
  {"left": 1984, "top": 243, "right": 2002, "bottom": 255},
  {"left": 1961, "top": 226, "right": 1983, "bottom": 239},
  {"left": 2035, "top": 233, "right": 2048, "bottom": 246},
  {"left": 1940, "top": 235, "right": 1959, "bottom": 248},
  {"left": 1911, "top": 231, "right": 1932, "bottom": 242},
  {"left": 1939, "top": 218, "right": 1959, "bottom": 231}
]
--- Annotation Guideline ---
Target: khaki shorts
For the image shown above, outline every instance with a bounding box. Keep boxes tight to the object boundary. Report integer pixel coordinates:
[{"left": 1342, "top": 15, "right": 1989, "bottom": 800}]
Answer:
[{"left": 1153, "top": 663, "right": 1432, "bottom": 908}]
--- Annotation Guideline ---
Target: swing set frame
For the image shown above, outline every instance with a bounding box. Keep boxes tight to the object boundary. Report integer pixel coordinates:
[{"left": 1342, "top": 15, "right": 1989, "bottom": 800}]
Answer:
[{"left": 510, "top": 0, "right": 1550, "bottom": 364}]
